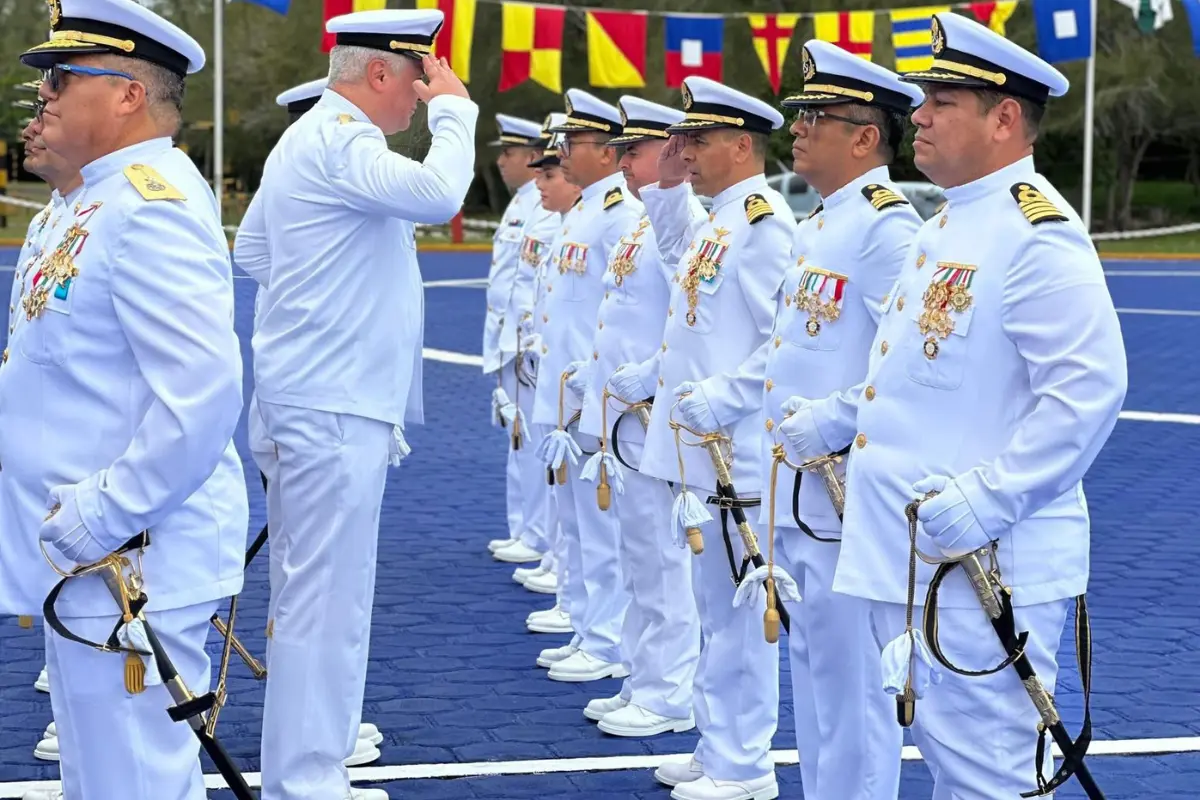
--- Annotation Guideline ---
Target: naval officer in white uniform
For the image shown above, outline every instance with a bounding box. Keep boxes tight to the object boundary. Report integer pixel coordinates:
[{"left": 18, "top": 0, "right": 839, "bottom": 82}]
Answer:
[
  {"left": 795, "top": 12, "right": 1128, "bottom": 798},
  {"left": 757, "top": 40, "right": 923, "bottom": 800},
  {"left": 638, "top": 77, "right": 795, "bottom": 800},
  {"left": 577, "top": 95, "right": 702, "bottom": 738},
  {"left": 533, "top": 89, "right": 642, "bottom": 683},
  {"left": 246, "top": 8, "right": 478, "bottom": 800},
  {"left": 7, "top": 1, "right": 248, "bottom": 797},
  {"left": 6, "top": 84, "right": 83, "bottom": 767},
  {"left": 235, "top": 74, "right": 387, "bottom": 769},
  {"left": 485, "top": 114, "right": 556, "bottom": 567}
]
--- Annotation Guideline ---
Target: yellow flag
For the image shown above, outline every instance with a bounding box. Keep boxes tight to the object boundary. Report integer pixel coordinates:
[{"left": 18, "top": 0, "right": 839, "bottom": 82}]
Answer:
[
  {"left": 416, "top": 0, "right": 477, "bottom": 83},
  {"left": 586, "top": 11, "right": 647, "bottom": 89}
]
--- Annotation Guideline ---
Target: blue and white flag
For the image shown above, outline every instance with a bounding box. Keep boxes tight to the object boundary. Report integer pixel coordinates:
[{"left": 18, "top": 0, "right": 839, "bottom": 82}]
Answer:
[{"left": 1031, "top": 0, "right": 1093, "bottom": 63}]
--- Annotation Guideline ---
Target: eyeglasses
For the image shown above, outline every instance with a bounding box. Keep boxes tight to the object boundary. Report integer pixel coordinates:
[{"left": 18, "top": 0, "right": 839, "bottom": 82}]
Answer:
[
  {"left": 557, "top": 137, "right": 610, "bottom": 157},
  {"left": 798, "top": 108, "right": 872, "bottom": 128},
  {"left": 41, "top": 63, "right": 135, "bottom": 95}
]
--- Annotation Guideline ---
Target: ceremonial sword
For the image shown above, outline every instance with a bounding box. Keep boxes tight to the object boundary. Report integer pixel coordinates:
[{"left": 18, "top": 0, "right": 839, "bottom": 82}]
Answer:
[{"left": 900, "top": 493, "right": 1104, "bottom": 799}]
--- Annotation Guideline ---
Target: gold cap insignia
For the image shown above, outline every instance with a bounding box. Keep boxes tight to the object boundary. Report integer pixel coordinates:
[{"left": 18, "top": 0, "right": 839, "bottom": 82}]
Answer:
[
  {"left": 861, "top": 184, "right": 909, "bottom": 211},
  {"left": 932, "top": 17, "right": 946, "bottom": 57},
  {"left": 564, "top": 94, "right": 575, "bottom": 116},
  {"left": 802, "top": 47, "right": 816, "bottom": 82},
  {"left": 46, "top": 0, "right": 61, "bottom": 28},
  {"left": 1011, "top": 183, "right": 1067, "bottom": 225},
  {"left": 681, "top": 82, "right": 694, "bottom": 111},
  {"left": 619, "top": 105, "right": 628, "bottom": 127},
  {"left": 744, "top": 193, "right": 773, "bottom": 225}
]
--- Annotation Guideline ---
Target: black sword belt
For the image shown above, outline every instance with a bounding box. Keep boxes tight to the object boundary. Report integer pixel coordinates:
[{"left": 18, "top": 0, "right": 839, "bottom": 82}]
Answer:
[
  {"left": 789, "top": 443, "right": 852, "bottom": 543},
  {"left": 904, "top": 496, "right": 1104, "bottom": 799},
  {"left": 704, "top": 485, "right": 791, "bottom": 635},
  {"left": 41, "top": 532, "right": 259, "bottom": 800}
]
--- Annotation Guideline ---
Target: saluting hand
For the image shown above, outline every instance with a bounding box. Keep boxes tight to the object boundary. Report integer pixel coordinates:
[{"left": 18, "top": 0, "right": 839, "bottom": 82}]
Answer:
[
  {"left": 657, "top": 134, "right": 689, "bottom": 188},
  {"left": 414, "top": 55, "right": 470, "bottom": 103}
]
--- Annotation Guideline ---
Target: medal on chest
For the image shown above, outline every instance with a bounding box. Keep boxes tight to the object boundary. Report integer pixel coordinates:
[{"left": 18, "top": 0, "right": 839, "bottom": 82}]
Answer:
[
  {"left": 917, "top": 261, "right": 976, "bottom": 359},
  {"left": 22, "top": 202, "right": 101, "bottom": 321},
  {"left": 609, "top": 239, "right": 643, "bottom": 287},
  {"left": 794, "top": 266, "right": 848, "bottom": 336},
  {"left": 557, "top": 242, "right": 588, "bottom": 276},
  {"left": 681, "top": 229, "right": 729, "bottom": 326},
  {"left": 520, "top": 236, "right": 546, "bottom": 268}
]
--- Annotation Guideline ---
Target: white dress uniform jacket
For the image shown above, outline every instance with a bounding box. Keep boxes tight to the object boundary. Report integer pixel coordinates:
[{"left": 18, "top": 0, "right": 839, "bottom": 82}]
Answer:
[
  {"left": 822, "top": 156, "right": 1127, "bottom": 609},
  {"left": 0, "top": 137, "right": 248, "bottom": 618},
  {"left": 579, "top": 198, "right": 705, "bottom": 444},
  {"left": 760, "top": 168, "right": 920, "bottom": 531},
  {"left": 639, "top": 175, "right": 796, "bottom": 493},
  {"left": 531, "top": 173, "right": 643, "bottom": 429},
  {"left": 1, "top": 187, "right": 82, "bottom": 611},
  {"left": 247, "top": 89, "right": 479, "bottom": 427},
  {"left": 484, "top": 179, "right": 545, "bottom": 374}
]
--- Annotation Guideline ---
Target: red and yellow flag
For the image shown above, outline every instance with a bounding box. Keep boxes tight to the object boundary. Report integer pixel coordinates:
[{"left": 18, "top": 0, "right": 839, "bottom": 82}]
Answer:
[
  {"left": 967, "top": 1, "right": 1019, "bottom": 35},
  {"left": 498, "top": 2, "right": 566, "bottom": 93},
  {"left": 321, "top": 0, "right": 387, "bottom": 54},
  {"left": 812, "top": 11, "right": 875, "bottom": 62},
  {"left": 416, "top": 0, "right": 477, "bottom": 82},
  {"left": 747, "top": 14, "right": 799, "bottom": 94},
  {"left": 586, "top": 11, "right": 647, "bottom": 89}
]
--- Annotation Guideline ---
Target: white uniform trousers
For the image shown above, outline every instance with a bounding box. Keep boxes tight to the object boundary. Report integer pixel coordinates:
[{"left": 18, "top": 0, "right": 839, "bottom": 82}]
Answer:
[
  {"left": 614, "top": 471, "right": 699, "bottom": 718},
  {"left": 776, "top": 528, "right": 901, "bottom": 800},
  {"left": 248, "top": 392, "right": 283, "bottom": 664},
  {"left": 513, "top": 367, "right": 548, "bottom": 553},
  {"left": 258, "top": 401, "right": 392, "bottom": 800},
  {"left": 555, "top": 454, "right": 626, "bottom": 663},
  {"left": 691, "top": 505, "right": 779, "bottom": 781},
  {"left": 46, "top": 600, "right": 219, "bottom": 800},
  {"left": 868, "top": 596, "right": 1070, "bottom": 800},
  {"left": 498, "top": 362, "right": 525, "bottom": 542}
]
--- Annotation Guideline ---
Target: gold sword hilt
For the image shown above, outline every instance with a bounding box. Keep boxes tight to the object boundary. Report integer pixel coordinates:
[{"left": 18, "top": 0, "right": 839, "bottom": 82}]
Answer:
[
  {"left": 596, "top": 388, "right": 614, "bottom": 511},
  {"left": 555, "top": 369, "right": 571, "bottom": 485}
]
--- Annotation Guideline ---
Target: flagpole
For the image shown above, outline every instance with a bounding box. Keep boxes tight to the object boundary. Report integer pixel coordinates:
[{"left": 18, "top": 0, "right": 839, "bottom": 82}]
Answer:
[
  {"left": 1081, "top": 0, "right": 1096, "bottom": 232},
  {"left": 214, "top": 0, "right": 225, "bottom": 223}
]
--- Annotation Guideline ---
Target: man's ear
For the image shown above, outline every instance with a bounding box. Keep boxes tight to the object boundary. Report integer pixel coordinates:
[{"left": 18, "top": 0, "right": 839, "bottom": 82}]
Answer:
[
  {"left": 992, "top": 96, "right": 1027, "bottom": 144},
  {"left": 118, "top": 78, "right": 148, "bottom": 117}
]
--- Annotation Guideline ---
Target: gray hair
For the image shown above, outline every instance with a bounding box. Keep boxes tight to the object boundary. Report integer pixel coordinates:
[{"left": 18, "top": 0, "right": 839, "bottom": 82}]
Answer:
[
  {"left": 104, "top": 55, "right": 185, "bottom": 135},
  {"left": 328, "top": 45, "right": 413, "bottom": 84}
]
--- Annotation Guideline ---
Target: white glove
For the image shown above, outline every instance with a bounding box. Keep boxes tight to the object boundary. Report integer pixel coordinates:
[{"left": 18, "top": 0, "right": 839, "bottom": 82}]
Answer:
[
  {"left": 537, "top": 429, "right": 582, "bottom": 470},
  {"left": 672, "top": 381, "right": 720, "bottom": 434},
  {"left": 881, "top": 629, "right": 943, "bottom": 700},
  {"left": 389, "top": 425, "right": 411, "bottom": 466},
  {"left": 670, "top": 489, "right": 713, "bottom": 549},
  {"left": 778, "top": 397, "right": 830, "bottom": 461},
  {"left": 40, "top": 484, "right": 110, "bottom": 565},
  {"left": 580, "top": 451, "right": 625, "bottom": 495},
  {"left": 732, "top": 564, "right": 802, "bottom": 609},
  {"left": 117, "top": 618, "right": 163, "bottom": 687},
  {"left": 607, "top": 361, "right": 653, "bottom": 403},
  {"left": 521, "top": 332, "right": 542, "bottom": 355},
  {"left": 912, "top": 475, "right": 990, "bottom": 558},
  {"left": 491, "top": 387, "right": 512, "bottom": 428},
  {"left": 564, "top": 360, "right": 591, "bottom": 400}
]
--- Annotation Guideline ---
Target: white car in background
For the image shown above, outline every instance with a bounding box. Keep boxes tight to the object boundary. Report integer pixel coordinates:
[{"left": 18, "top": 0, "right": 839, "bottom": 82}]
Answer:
[{"left": 699, "top": 167, "right": 947, "bottom": 222}]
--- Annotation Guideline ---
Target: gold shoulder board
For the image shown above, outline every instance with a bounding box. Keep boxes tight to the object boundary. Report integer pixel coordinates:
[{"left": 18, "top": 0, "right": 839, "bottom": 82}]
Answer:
[
  {"left": 603, "top": 187, "right": 624, "bottom": 210},
  {"left": 338, "top": 114, "right": 355, "bottom": 125},
  {"left": 745, "top": 193, "right": 773, "bottom": 225},
  {"left": 124, "top": 164, "right": 186, "bottom": 202},
  {"left": 1010, "top": 182, "right": 1066, "bottom": 225},
  {"left": 861, "top": 184, "right": 908, "bottom": 211},
  {"left": 807, "top": 202, "right": 823, "bottom": 220}
]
